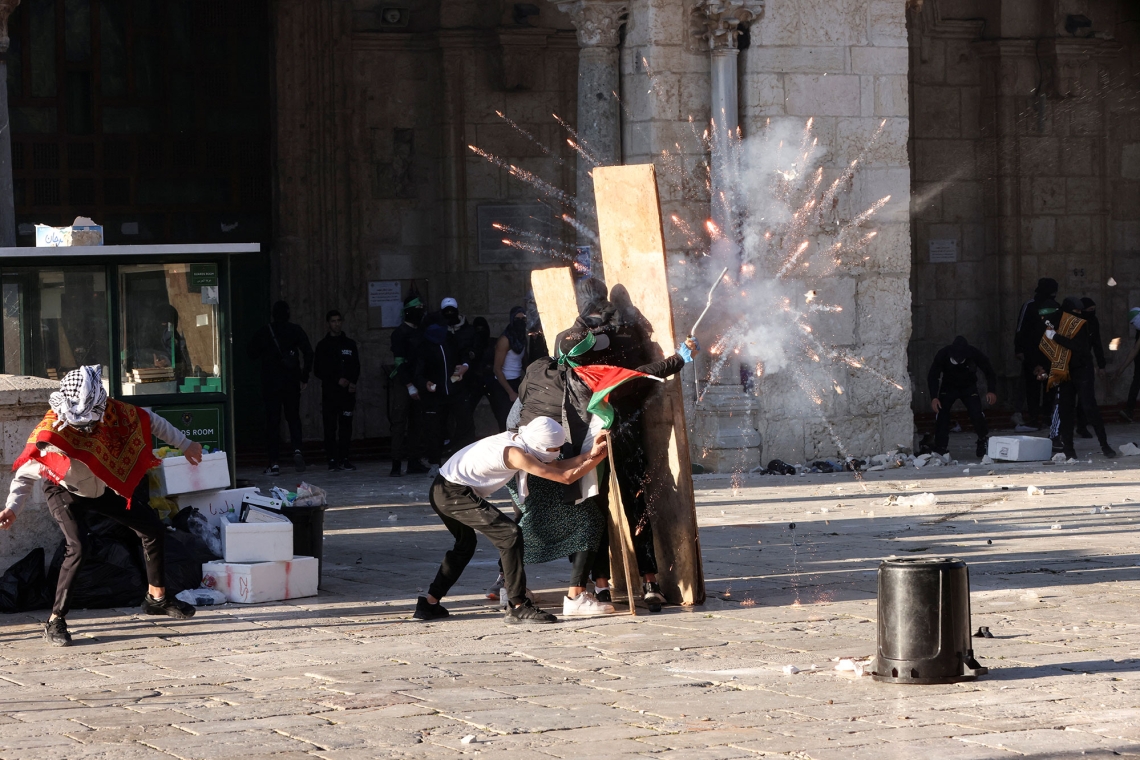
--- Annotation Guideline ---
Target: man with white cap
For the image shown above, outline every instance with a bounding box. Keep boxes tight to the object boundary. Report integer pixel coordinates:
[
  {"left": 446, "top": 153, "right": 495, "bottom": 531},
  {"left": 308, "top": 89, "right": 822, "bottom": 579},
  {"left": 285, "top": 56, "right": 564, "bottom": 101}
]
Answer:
[
  {"left": 1113, "top": 307, "right": 1140, "bottom": 422},
  {"left": 0, "top": 366, "right": 204, "bottom": 646},
  {"left": 415, "top": 417, "right": 608, "bottom": 624}
]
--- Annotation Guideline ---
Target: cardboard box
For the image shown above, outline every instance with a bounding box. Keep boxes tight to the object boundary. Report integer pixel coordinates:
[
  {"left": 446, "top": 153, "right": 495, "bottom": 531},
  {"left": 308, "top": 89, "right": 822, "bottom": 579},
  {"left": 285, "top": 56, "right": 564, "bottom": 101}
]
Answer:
[
  {"left": 152, "top": 451, "right": 230, "bottom": 496},
  {"left": 221, "top": 520, "right": 293, "bottom": 563},
  {"left": 201, "top": 556, "right": 318, "bottom": 604},
  {"left": 175, "top": 487, "right": 259, "bottom": 527},
  {"left": 988, "top": 435, "right": 1053, "bottom": 462},
  {"left": 35, "top": 222, "right": 104, "bottom": 247}
]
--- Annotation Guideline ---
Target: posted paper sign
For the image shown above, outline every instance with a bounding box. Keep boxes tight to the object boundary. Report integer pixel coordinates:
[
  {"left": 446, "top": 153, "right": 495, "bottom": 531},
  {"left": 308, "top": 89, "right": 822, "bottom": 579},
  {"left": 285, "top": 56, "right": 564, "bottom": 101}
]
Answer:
[
  {"left": 368, "top": 280, "right": 404, "bottom": 328},
  {"left": 928, "top": 239, "right": 958, "bottom": 263}
]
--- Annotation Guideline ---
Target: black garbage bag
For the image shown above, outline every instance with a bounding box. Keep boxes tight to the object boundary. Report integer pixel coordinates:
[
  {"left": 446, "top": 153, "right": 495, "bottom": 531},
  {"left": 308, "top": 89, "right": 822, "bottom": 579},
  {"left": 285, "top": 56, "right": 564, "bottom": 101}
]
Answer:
[
  {"left": 163, "top": 529, "right": 216, "bottom": 597},
  {"left": 49, "top": 528, "right": 146, "bottom": 609},
  {"left": 766, "top": 459, "right": 797, "bottom": 476},
  {"left": 0, "top": 548, "right": 52, "bottom": 613}
]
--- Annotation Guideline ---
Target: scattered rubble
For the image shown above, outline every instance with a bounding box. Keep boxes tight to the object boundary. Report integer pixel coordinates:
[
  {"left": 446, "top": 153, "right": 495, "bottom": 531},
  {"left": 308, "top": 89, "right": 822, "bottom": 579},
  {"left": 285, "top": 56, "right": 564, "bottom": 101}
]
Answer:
[{"left": 1027, "top": 486, "right": 1046, "bottom": 496}]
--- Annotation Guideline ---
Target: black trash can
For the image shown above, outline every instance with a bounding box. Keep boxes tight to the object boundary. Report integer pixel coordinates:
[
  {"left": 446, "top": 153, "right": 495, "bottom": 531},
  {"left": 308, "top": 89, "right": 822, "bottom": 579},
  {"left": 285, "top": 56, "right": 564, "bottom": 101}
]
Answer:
[
  {"left": 280, "top": 505, "right": 327, "bottom": 589},
  {"left": 872, "top": 557, "right": 987, "bottom": 684}
]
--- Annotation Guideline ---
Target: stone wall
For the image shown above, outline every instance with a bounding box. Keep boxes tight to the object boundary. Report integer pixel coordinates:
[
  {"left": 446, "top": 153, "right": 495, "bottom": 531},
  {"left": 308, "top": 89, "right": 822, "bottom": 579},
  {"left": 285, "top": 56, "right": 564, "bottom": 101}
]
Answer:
[
  {"left": 908, "top": 0, "right": 1140, "bottom": 411},
  {"left": 0, "top": 376, "right": 60, "bottom": 574}
]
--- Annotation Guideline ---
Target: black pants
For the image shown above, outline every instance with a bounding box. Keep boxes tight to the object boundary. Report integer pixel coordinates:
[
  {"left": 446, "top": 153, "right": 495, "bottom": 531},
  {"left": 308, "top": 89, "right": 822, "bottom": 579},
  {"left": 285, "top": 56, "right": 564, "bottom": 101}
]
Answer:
[
  {"left": 389, "top": 385, "right": 422, "bottom": 463},
  {"left": 1021, "top": 358, "right": 1045, "bottom": 426},
  {"left": 264, "top": 381, "right": 302, "bottom": 464},
  {"left": 1061, "top": 369, "right": 1107, "bottom": 450},
  {"left": 427, "top": 475, "right": 527, "bottom": 605},
  {"left": 488, "top": 377, "right": 521, "bottom": 433},
  {"left": 568, "top": 550, "right": 596, "bottom": 588},
  {"left": 1128, "top": 352, "right": 1140, "bottom": 416},
  {"left": 933, "top": 388, "right": 988, "bottom": 453},
  {"left": 322, "top": 386, "right": 355, "bottom": 462},
  {"left": 422, "top": 396, "right": 456, "bottom": 465},
  {"left": 45, "top": 481, "right": 164, "bottom": 618},
  {"left": 611, "top": 413, "right": 658, "bottom": 577}
]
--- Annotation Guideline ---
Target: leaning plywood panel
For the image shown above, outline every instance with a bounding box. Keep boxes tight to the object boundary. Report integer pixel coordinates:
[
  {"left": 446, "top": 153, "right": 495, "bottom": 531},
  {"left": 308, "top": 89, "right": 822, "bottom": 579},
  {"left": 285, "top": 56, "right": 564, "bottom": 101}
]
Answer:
[
  {"left": 593, "top": 163, "right": 705, "bottom": 606},
  {"left": 530, "top": 267, "right": 578, "bottom": 340}
]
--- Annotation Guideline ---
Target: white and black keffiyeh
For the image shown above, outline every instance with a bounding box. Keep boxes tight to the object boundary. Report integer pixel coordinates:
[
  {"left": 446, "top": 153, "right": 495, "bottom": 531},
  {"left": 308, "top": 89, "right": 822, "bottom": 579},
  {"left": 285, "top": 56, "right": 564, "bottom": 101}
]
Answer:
[{"left": 49, "top": 365, "right": 108, "bottom": 431}]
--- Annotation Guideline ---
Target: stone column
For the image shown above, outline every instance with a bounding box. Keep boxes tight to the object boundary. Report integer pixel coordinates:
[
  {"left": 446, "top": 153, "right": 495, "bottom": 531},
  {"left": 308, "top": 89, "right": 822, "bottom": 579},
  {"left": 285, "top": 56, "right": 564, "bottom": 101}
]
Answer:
[
  {"left": 0, "top": 1, "right": 20, "bottom": 248},
  {"left": 552, "top": 0, "right": 626, "bottom": 266},
  {"left": 688, "top": 0, "right": 763, "bottom": 473}
]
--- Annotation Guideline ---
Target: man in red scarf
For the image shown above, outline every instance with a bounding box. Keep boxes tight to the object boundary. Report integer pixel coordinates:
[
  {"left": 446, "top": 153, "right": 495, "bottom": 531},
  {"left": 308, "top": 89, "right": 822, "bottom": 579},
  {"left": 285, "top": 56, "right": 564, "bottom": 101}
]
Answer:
[{"left": 0, "top": 366, "right": 204, "bottom": 646}]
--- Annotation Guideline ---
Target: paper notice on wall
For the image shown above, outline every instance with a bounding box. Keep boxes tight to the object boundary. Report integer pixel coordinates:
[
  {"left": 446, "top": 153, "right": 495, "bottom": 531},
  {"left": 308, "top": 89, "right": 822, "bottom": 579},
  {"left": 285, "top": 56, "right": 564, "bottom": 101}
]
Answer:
[
  {"left": 928, "top": 239, "right": 958, "bottom": 263},
  {"left": 368, "top": 281, "right": 404, "bottom": 328},
  {"left": 201, "top": 285, "right": 219, "bottom": 305}
]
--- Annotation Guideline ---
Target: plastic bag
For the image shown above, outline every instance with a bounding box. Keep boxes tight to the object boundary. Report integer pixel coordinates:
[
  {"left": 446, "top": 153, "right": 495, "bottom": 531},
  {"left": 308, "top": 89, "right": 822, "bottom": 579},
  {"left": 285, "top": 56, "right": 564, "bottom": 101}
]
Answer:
[
  {"left": 175, "top": 588, "right": 227, "bottom": 606},
  {"left": 173, "top": 507, "right": 222, "bottom": 557},
  {"left": 293, "top": 482, "right": 327, "bottom": 507},
  {"left": 0, "top": 548, "right": 52, "bottom": 613},
  {"left": 163, "top": 529, "right": 216, "bottom": 597},
  {"left": 270, "top": 486, "right": 295, "bottom": 504}
]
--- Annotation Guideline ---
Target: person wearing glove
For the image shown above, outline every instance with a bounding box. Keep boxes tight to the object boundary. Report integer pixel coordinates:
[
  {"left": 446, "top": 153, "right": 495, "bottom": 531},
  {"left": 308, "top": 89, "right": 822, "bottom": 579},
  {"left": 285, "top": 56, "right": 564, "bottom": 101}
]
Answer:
[
  {"left": 926, "top": 336, "right": 997, "bottom": 458},
  {"left": 389, "top": 294, "right": 429, "bottom": 477},
  {"left": 0, "top": 366, "right": 202, "bottom": 647}
]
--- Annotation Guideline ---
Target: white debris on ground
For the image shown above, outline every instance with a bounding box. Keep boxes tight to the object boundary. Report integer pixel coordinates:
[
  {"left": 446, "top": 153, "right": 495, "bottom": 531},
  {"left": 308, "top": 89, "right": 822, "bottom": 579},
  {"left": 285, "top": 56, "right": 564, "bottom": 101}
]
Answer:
[
  {"left": 1120, "top": 442, "right": 1140, "bottom": 456},
  {"left": 834, "top": 657, "right": 873, "bottom": 677},
  {"left": 782, "top": 665, "right": 800, "bottom": 675},
  {"left": 460, "top": 735, "right": 477, "bottom": 745},
  {"left": 1027, "top": 485, "right": 1046, "bottom": 496},
  {"left": 885, "top": 492, "right": 938, "bottom": 508}
]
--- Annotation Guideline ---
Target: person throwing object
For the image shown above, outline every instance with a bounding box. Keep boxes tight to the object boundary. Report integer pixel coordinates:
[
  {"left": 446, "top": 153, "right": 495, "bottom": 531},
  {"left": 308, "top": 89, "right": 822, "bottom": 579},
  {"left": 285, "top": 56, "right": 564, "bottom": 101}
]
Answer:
[
  {"left": 415, "top": 417, "right": 608, "bottom": 624},
  {"left": 0, "top": 366, "right": 203, "bottom": 646},
  {"left": 927, "top": 336, "right": 997, "bottom": 458}
]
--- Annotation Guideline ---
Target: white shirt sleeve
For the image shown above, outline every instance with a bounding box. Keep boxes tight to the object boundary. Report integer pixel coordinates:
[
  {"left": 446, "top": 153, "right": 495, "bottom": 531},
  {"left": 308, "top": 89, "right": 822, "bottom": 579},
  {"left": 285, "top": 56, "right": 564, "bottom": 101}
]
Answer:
[
  {"left": 5, "top": 462, "right": 42, "bottom": 515},
  {"left": 146, "top": 410, "right": 192, "bottom": 451}
]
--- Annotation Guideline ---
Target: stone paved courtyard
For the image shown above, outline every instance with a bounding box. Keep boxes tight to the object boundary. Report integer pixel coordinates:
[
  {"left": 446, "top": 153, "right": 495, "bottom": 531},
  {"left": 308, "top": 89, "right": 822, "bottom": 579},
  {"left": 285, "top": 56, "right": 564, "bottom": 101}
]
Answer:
[{"left": 3, "top": 427, "right": 1140, "bottom": 759}]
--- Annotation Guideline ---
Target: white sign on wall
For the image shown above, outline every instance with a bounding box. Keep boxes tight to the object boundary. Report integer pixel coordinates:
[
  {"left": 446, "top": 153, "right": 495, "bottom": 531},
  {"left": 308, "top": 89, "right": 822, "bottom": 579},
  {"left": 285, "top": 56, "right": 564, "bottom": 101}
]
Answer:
[
  {"left": 928, "top": 239, "right": 958, "bottom": 263},
  {"left": 368, "top": 281, "right": 404, "bottom": 328}
]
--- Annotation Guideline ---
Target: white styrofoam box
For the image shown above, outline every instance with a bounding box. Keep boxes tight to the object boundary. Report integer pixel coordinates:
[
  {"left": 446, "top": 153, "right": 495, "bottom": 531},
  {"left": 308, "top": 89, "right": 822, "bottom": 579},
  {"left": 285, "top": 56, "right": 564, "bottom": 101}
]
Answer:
[
  {"left": 221, "top": 521, "right": 293, "bottom": 563},
  {"left": 988, "top": 435, "right": 1053, "bottom": 462},
  {"left": 153, "top": 451, "right": 230, "bottom": 496},
  {"left": 175, "top": 487, "right": 259, "bottom": 527},
  {"left": 201, "top": 556, "right": 318, "bottom": 604}
]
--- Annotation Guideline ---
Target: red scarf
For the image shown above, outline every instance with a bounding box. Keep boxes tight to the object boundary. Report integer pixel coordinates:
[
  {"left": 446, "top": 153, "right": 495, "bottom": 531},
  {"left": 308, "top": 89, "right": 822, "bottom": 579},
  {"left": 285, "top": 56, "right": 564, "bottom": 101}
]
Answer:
[{"left": 12, "top": 400, "right": 161, "bottom": 508}]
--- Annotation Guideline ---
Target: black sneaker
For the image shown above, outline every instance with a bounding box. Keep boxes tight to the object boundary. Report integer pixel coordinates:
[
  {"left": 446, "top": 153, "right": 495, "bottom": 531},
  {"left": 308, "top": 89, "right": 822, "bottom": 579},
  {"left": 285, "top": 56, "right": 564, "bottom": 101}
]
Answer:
[
  {"left": 44, "top": 617, "right": 71, "bottom": 647},
  {"left": 328, "top": 460, "right": 342, "bottom": 471},
  {"left": 1077, "top": 427, "right": 1094, "bottom": 439},
  {"left": 412, "top": 596, "right": 449, "bottom": 621},
  {"left": 505, "top": 598, "right": 558, "bottom": 624},
  {"left": 975, "top": 440, "right": 987, "bottom": 458},
  {"left": 340, "top": 460, "right": 357, "bottom": 471},
  {"left": 1102, "top": 444, "right": 1118, "bottom": 458},
  {"left": 595, "top": 588, "right": 612, "bottom": 604},
  {"left": 293, "top": 450, "right": 307, "bottom": 473},
  {"left": 407, "top": 460, "right": 430, "bottom": 475},
  {"left": 643, "top": 581, "right": 665, "bottom": 613},
  {"left": 264, "top": 464, "right": 280, "bottom": 476},
  {"left": 389, "top": 461, "right": 403, "bottom": 477},
  {"left": 1120, "top": 410, "right": 1135, "bottom": 424},
  {"left": 141, "top": 594, "right": 196, "bottom": 619}
]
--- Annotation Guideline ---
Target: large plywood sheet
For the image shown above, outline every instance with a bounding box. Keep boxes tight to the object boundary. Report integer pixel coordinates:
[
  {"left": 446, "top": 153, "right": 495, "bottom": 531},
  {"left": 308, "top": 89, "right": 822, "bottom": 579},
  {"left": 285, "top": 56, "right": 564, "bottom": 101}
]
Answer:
[
  {"left": 530, "top": 266, "right": 578, "bottom": 341},
  {"left": 593, "top": 164, "right": 705, "bottom": 606}
]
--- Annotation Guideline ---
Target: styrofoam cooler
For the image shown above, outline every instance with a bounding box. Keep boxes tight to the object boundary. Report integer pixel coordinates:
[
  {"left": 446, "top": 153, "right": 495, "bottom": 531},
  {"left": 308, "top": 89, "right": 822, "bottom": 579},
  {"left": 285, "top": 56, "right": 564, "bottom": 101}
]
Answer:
[
  {"left": 221, "top": 521, "right": 293, "bottom": 563},
  {"left": 987, "top": 435, "right": 1053, "bottom": 462},
  {"left": 202, "top": 556, "right": 319, "bottom": 603},
  {"left": 175, "top": 487, "right": 259, "bottom": 526},
  {"left": 153, "top": 451, "right": 230, "bottom": 495}
]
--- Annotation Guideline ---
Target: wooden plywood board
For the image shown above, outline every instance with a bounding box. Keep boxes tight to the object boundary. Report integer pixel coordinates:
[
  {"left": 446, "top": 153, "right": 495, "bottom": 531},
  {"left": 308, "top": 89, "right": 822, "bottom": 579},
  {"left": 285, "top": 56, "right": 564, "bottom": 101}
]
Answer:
[
  {"left": 530, "top": 266, "right": 578, "bottom": 342},
  {"left": 593, "top": 164, "right": 705, "bottom": 606}
]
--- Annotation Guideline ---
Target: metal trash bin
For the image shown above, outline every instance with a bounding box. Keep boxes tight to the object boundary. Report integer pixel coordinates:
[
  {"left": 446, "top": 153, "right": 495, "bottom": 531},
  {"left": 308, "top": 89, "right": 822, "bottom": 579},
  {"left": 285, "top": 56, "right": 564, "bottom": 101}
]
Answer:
[
  {"left": 872, "top": 557, "right": 987, "bottom": 684},
  {"left": 280, "top": 505, "right": 327, "bottom": 588}
]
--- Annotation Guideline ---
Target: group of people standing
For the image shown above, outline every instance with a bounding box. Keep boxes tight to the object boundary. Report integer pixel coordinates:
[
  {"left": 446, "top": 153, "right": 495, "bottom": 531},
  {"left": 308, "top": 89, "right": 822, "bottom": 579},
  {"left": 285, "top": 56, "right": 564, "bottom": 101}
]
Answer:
[{"left": 927, "top": 276, "right": 1140, "bottom": 461}]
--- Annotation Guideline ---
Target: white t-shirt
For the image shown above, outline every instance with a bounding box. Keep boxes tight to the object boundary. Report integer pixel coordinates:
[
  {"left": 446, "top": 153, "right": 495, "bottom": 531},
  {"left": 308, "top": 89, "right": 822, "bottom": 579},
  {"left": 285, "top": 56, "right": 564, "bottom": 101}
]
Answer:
[
  {"left": 439, "top": 431, "right": 529, "bottom": 498},
  {"left": 500, "top": 348, "right": 524, "bottom": 381}
]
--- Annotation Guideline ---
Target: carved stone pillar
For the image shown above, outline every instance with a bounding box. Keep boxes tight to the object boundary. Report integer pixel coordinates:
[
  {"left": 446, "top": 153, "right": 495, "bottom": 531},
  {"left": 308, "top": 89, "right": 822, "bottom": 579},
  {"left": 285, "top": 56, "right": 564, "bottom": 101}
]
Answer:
[
  {"left": 0, "top": 1, "right": 20, "bottom": 247},
  {"left": 551, "top": 0, "right": 626, "bottom": 263}
]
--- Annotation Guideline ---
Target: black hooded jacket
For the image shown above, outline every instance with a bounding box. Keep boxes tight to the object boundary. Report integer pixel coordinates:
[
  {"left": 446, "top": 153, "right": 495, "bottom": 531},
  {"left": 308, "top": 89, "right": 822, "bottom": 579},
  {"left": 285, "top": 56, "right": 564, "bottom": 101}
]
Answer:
[
  {"left": 927, "top": 337, "right": 997, "bottom": 397},
  {"left": 314, "top": 332, "right": 360, "bottom": 390},
  {"left": 248, "top": 302, "right": 314, "bottom": 386}
]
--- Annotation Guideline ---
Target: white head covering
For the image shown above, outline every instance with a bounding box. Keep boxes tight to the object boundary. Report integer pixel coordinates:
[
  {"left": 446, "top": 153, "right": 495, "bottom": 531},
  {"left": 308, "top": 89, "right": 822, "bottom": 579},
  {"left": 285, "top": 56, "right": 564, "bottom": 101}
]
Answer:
[
  {"left": 516, "top": 417, "right": 567, "bottom": 463},
  {"left": 49, "top": 365, "right": 108, "bottom": 431}
]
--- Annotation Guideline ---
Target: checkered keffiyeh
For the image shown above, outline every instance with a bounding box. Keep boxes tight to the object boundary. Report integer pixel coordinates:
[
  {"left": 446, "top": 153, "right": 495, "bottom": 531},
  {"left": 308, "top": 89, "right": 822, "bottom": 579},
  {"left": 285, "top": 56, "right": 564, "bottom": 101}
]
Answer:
[{"left": 48, "top": 365, "right": 108, "bottom": 431}]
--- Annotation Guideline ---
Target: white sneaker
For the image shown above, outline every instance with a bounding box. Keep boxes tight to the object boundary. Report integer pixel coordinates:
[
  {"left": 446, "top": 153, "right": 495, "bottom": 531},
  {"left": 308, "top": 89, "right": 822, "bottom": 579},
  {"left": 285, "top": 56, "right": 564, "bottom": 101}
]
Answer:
[
  {"left": 563, "top": 591, "right": 615, "bottom": 616},
  {"left": 1014, "top": 424, "right": 1038, "bottom": 432}
]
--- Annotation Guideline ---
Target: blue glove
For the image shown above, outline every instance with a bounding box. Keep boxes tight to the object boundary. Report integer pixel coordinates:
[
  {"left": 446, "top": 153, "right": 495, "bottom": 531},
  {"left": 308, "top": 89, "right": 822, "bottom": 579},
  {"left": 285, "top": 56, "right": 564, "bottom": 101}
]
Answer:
[{"left": 677, "top": 337, "right": 700, "bottom": 364}]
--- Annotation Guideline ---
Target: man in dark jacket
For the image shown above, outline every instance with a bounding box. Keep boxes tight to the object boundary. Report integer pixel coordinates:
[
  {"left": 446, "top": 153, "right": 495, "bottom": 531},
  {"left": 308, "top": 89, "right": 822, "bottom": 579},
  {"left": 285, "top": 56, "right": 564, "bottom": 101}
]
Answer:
[
  {"left": 247, "top": 300, "right": 313, "bottom": 475},
  {"left": 314, "top": 310, "right": 360, "bottom": 471},
  {"left": 426, "top": 297, "right": 477, "bottom": 451},
  {"left": 1074, "top": 297, "right": 1106, "bottom": 438},
  {"left": 1014, "top": 277, "right": 1058, "bottom": 429},
  {"left": 928, "top": 336, "right": 997, "bottom": 458},
  {"left": 414, "top": 323, "right": 463, "bottom": 466},
  {"left": 1043, "top": 298, "right": 1116, "bottom": 459},
  {"left": 389, "top": 295, "right": 428, "bottom": 477}
]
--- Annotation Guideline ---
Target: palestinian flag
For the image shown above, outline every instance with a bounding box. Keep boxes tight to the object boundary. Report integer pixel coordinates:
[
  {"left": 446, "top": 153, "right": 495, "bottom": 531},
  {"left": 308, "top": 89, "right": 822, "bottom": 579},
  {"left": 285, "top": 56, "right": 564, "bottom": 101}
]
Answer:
[{"left": 572, "top": 365, "right": 663, "bottom": 429}]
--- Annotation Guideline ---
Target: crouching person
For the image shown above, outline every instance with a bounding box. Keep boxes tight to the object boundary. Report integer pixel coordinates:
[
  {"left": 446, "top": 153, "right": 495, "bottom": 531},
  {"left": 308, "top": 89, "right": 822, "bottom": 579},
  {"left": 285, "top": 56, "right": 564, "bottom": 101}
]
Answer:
[
  {"left": 415, "top": 417, "right": 608, "bottom": 624},
  {"left": 0, "top": 366, "right": 203, "bottom": 647}
]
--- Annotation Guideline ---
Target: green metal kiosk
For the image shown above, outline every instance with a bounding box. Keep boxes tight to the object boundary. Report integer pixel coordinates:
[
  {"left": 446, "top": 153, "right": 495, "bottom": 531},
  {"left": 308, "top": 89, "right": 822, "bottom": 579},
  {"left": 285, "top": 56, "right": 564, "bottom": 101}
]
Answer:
[{"left": 0, "top": 243, "right": 259, "bottom": 482}]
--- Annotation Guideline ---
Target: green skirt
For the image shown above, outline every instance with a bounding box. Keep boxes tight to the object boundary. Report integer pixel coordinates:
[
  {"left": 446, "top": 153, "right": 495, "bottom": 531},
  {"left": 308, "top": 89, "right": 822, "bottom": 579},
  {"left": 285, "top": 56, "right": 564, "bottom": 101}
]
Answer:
[{"left": 508, "top": 474, "right": 606, "bottom": 565}]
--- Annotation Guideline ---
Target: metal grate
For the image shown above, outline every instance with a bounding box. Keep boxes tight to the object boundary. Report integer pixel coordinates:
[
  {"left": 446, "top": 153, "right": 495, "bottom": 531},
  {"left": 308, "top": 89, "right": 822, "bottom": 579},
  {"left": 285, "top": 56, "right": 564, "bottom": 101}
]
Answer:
[
  {"left": 103, "top": 177, "right": 130, "bottom": 205},
  {"left": 102, "top": 140, "right": 132, "bottom": 168},
  {"left": 68, "top": 177, "right": 95, "bottom": 206},
  {"left": 33, "top": 178, "right": 61, "bottom": 205},
  {"left": 33, "top": 143, "right": 60, "bottom": 171},
  {"left": 68, "top": 142, "right": 95, "bottom": 170},
  {"left": 172, "top": 138, "right": 197, "bottom": 171},
  {"left": 138, "top": 140, "right": 165, "bottom": 171},
  {"left": 11, "top": 142, "right": 23, "bottom": 171}
]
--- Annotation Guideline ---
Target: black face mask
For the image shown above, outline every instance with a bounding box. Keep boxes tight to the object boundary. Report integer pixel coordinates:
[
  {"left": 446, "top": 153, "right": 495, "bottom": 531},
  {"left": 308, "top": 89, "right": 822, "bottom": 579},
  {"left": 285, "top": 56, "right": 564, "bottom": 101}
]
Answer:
[
  {"left": 443, "top": 308, "right": 460, "bottom": 326},
  {"left": 405, "top": 308, "right": 424, "bottom": 325}
]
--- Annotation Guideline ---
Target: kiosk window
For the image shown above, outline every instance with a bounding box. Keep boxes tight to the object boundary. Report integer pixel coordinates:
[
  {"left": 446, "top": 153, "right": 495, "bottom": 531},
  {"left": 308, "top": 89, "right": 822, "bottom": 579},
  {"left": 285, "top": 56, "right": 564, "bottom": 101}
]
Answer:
[
  {"left": 0, "top": 266, "right": 110, "bottom": 383},
  {"left": 119, "top": 263, "right": 222, "bottom": 396}
]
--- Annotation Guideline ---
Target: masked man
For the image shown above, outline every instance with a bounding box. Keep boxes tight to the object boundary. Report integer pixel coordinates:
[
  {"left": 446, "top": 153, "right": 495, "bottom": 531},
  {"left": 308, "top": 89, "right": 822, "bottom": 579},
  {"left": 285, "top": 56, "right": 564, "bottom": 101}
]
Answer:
[
  {"left": 927, "top": 336, "right": 997, "bottom": 458},
  {"left": 0, "top": 366, "right": 203, "bottom": 646}
]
